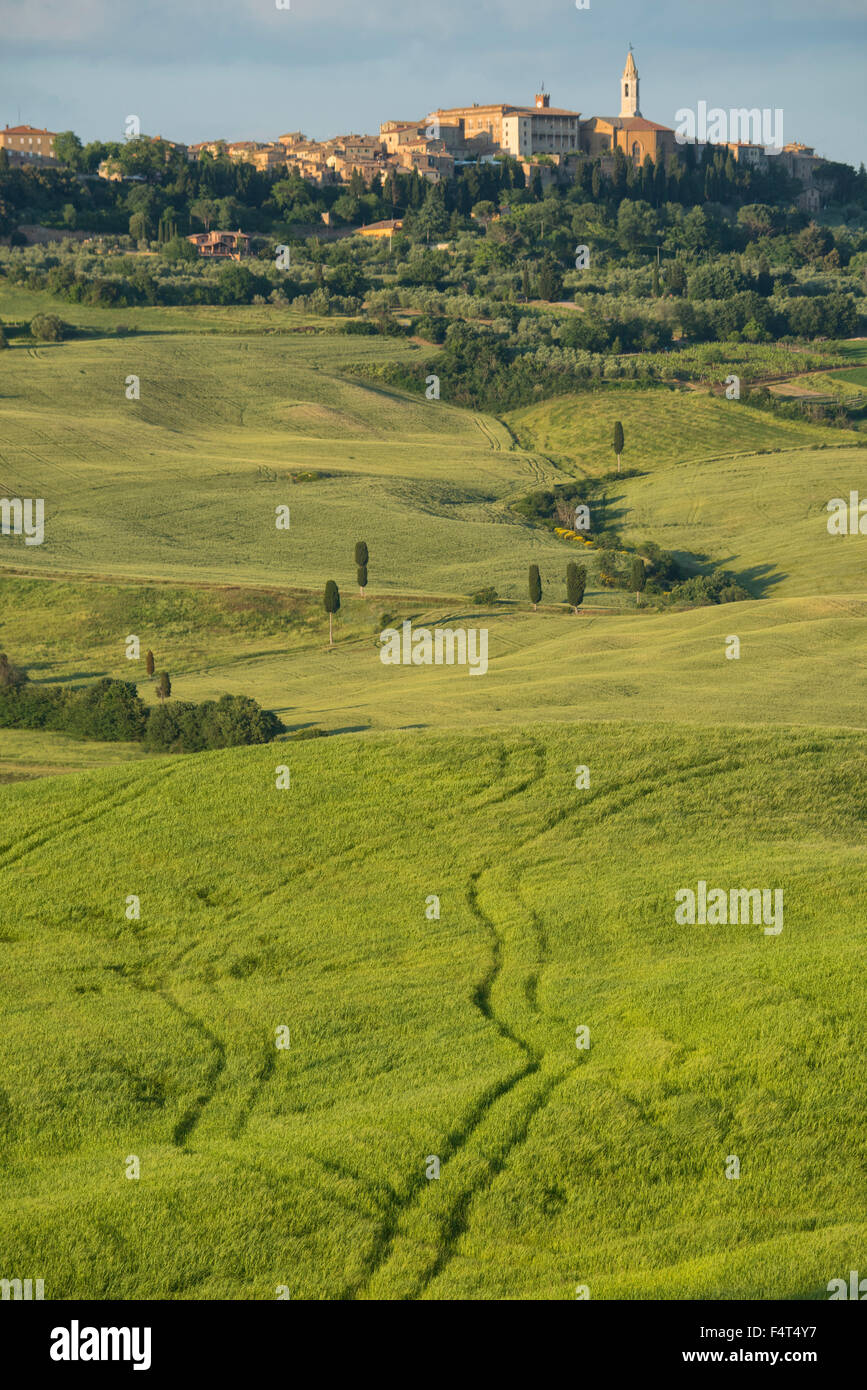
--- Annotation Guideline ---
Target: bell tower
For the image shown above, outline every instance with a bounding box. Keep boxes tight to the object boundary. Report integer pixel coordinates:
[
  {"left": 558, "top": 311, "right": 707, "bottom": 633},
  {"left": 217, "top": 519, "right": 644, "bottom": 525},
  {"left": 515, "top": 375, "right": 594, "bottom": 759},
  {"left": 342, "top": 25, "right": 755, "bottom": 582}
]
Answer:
[{"left": 620, "top": 45, "right": 640, "bottom": 118}]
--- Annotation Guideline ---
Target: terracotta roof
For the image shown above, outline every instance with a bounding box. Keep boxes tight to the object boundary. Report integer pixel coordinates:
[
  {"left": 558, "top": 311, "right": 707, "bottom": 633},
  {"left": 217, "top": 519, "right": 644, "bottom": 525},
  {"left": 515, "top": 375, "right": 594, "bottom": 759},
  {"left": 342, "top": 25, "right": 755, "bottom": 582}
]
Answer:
[
  {"left": 358, "top": 219, "right": 403, "bottom": 231},
  {"left": 3, "top": 124, "right": 55, "bottom": 135},
  {"left": 596, "top": 116, "right": 673, "bottom": 132},
  {"left": 506, "top": 106, "right": 582, "bottom": 118}
]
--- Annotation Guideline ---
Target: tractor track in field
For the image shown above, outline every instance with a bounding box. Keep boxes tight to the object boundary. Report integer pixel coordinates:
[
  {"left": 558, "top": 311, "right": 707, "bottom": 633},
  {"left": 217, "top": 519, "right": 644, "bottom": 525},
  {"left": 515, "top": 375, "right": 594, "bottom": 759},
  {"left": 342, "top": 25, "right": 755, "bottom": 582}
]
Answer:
[
  {"left": 160, "top": 990, "right": 227, "bottom": 1148},
  {"left": 473, "top": 415, "right": 502, "bottom": 451},
  {"left": 351, "top": 738, "right": 764, "bottom": 1298},
  {"left": 113, "top": 945, "right": 228, "bottom": 1150},
  {"left": 0, "top": 763, "right": 184, "bottom": 873},
  {"left": 350, "top": 736, "right": 563, "bottom": 1300},
  {"left": 0, "top": 766, "right": 229, "bottom": 1151},
  {"left": 414, "top": 745, "right": 780, "bottom": 1296},
  {"left": 230, "top": 1039, "right": 275, "bottom": 1140}
]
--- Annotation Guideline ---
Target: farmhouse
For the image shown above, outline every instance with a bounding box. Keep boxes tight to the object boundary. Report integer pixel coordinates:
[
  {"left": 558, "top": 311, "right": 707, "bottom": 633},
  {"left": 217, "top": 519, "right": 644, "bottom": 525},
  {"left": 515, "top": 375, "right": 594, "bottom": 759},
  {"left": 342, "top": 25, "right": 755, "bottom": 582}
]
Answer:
[
  {"left": 187, "top": 229, "right": 251, "bottom": 259},
  {"left": 356, "top": 219, "right": 404, "bottom": 240},
  {"left": 0, "top": 124, "right": 58, "bottom": 164}
]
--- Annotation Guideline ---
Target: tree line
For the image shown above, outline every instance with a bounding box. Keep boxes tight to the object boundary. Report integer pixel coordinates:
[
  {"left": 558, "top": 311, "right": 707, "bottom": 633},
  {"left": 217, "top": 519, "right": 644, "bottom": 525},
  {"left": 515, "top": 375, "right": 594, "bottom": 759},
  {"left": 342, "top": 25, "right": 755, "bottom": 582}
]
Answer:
[{"left": 0, "top": 654, "right": 283, "bottom": 752}]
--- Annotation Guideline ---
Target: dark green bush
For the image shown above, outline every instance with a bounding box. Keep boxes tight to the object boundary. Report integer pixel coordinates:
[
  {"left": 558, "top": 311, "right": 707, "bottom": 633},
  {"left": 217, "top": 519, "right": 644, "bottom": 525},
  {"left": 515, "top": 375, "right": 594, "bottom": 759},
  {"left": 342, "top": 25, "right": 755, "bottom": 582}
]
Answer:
[
  {"left": 30, "top": 312, "right": 70, "bottom": 342},
  {"left": 0, "top": 668, "right": 283, "bottom": 752}
]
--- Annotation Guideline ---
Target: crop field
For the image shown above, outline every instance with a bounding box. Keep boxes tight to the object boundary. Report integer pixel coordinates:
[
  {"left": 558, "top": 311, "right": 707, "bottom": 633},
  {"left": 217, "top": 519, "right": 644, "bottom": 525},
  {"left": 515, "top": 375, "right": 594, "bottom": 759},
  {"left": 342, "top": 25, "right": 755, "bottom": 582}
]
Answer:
[
  {"left": 505, "top": 387, "right": 853, "bottom": 479},
  {"left": 0, "top": 726, "right": 864, "bottom": 1299},
  {"left": 0, "top": 322, "right": 578, "bottom": 596},
  {"left": 0, "top": 298, "right": 865, "bottom": 1302},
  {"left": 3, "top": 302, "right": 863, "bottom": 607}
]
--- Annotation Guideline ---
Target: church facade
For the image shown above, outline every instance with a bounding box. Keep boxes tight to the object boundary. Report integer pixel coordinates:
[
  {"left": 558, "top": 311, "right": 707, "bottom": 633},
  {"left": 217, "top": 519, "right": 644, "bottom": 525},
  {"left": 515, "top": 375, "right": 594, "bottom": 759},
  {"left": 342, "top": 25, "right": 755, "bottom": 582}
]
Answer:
[{"left": 580, "top": 49, "right": 680, "bottom": 167}]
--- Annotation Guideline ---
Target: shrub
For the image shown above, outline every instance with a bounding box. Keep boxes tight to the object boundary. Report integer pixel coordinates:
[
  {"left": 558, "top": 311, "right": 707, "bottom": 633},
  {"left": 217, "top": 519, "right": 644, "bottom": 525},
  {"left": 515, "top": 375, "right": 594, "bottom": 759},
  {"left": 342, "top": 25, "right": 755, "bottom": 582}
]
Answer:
[
  {"left": 341, "top": 318, "right": 377, "bottom": 335},
  {"left": 0, "top": 652, "right": 27, "bottom": 688},
  {"left": 0, "top": 664, "right": 283, "bottom": 752},
  {"left": 62, "top": 678, "right": 148, "bottom": 741},
  {"left": 416, "top": 314, "right": 449, "bottom": 343},
  {"left": 30, "top": 313, "right": 69, "bottom": 342},
  {"left": 144, "top": 694, "right": 284, "bottom": 752},
  {"left": 471, "top": 586, "right": 498, "bottom": 605}
]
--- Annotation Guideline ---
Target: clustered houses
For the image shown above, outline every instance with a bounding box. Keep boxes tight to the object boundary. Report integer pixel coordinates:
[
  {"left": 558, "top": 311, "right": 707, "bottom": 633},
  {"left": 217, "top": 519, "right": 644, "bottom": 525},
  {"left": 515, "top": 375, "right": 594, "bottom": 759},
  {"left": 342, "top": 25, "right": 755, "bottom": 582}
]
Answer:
[
  {"left": 721, "top": 140, "right": 826, "bottom": 213},
  {"left": 13, "top": 50, "right": 831, "bottom": 211}
]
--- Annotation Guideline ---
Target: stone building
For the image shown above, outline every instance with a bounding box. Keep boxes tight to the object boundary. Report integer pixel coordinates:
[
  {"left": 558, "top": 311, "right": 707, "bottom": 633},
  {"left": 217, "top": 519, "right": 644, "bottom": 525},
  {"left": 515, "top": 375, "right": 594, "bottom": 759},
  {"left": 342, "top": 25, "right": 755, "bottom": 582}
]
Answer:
[{"left": 0, "top": 124, "right": 57, "bottom": 163}]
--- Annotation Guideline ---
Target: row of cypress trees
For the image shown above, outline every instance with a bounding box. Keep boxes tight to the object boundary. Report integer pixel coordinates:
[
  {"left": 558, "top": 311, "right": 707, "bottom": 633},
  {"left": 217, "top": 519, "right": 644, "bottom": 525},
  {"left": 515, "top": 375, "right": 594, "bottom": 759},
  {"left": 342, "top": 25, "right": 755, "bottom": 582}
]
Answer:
[
  {"left": 323, "top": 541, "right": 645, "bottom": 645},
  {"left": 530, "top": 559, "right": 646, "bottom": 611}
]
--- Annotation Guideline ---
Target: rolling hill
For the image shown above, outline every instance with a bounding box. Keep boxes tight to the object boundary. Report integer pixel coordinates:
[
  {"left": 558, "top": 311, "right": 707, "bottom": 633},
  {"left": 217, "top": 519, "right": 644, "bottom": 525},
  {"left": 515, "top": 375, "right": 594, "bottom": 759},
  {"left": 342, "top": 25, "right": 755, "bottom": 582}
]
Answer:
[{"left": 0, "top": 725, "right": 864, "bottom": 1299}]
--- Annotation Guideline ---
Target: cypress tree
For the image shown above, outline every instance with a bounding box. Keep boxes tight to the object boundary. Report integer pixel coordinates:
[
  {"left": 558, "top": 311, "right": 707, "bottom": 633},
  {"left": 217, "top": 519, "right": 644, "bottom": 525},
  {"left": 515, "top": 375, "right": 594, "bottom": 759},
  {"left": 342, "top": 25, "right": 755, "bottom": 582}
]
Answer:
[
  {"left": 566, "top": 562, "right": 586, "bottom": 615},
  {"left": 354, "top": 540, "right": 369, "bottom": 597},
  {"left": 155, "top": 671, "right": 171, "bottom": 701},
  {"left": 529, "top": 564, "right": 542, "bottom": 611},
  {"left": 145, "top": 649, "right": 155, "bottom": 676},
  {"left": 613, "top": 420, "right": 625, "bottom": 474},
  {"left": 324, "top": 579, "right": 340, "bottom": 646}
]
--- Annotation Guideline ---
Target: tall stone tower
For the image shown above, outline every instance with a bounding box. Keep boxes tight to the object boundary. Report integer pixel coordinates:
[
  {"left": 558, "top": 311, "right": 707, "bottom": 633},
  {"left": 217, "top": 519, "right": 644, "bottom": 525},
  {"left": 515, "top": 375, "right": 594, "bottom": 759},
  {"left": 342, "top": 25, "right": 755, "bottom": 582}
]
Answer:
[{"left": 620, "top": 46, "right": 640, "bottom": 118}]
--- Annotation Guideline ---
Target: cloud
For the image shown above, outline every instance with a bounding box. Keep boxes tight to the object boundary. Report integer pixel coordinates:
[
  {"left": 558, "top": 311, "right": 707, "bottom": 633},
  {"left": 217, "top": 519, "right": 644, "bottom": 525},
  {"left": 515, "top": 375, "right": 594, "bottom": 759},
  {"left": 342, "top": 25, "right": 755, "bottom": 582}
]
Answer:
[
  {"left": 1, "top": 0, "right": 863, "bottom": 164},
  {"left": 2, "top": 0, "right": 861, "bottom": 66}
]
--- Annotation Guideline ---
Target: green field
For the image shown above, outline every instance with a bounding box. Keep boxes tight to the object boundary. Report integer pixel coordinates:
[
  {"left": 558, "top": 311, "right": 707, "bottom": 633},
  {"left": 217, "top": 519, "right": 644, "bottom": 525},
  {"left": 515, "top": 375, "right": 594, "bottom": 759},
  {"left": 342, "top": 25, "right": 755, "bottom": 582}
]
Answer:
[
  {"left": 506, "top": 387, "right": 856, "bottom": 479},
  {"left": 0, "top": 726, "right": 864, "bottom": 1299},
  {"left": 2, "top": 314, "right": 864, "bottom": 605},
  {"left": 0, "top": 325, "right": 576, "bottom": 596},
  {"left": 1, "top": 297, "right": 865, "bottom": 1300}
]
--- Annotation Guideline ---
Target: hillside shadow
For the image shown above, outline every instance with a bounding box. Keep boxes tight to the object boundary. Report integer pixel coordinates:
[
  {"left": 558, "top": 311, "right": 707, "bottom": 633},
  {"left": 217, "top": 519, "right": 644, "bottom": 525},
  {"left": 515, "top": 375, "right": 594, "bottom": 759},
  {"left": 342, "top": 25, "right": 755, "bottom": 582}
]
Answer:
[
  {"left": 439, "top": 609, "right": 503, "bottom": 624},
  {"left": 670, "top": 551, "right": 787, "bottom": 598},
  {"left": 709, "top": 557, "right": 788, "bottom": 597},
  {"left": 733, "top": 562, "right": 788, "bottom": 596},
  {"left": 32, "top": 669, "right": 106, "bottom": 684}
]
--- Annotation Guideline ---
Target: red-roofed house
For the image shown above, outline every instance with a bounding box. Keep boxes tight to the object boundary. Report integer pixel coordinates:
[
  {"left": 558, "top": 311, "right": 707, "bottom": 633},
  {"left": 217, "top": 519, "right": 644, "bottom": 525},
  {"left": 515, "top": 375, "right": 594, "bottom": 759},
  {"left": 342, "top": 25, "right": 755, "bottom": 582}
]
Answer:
[
  {"left": 187, "top": 229, "right": 251, "bottom": 259},
  {"left": 0, "top": 124, "right": 57, "bottom": 163}
]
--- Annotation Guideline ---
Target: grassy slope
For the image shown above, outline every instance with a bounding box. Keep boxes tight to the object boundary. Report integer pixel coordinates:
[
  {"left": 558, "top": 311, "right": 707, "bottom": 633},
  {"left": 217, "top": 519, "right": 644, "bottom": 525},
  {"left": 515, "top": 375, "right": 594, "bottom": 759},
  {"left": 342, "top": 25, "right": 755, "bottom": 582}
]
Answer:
[
  {"left": 0, "top": 727, "right": 863, "bottom": 1299},
  {"left": 505, "top": 387, "right": 861, "bottom": 479},
  {"left": 1, "top": 315, "right": 861, "bottom": 604},
  {"left": 2, "top": 581, "right": 864, "bottom": 745},
  {"left": 1, "top": 318, "right": 865, "bottom": 773},
  {"left": 0, "top": 327, "right": 571, "bottom": 596},
  {"left": 1, "top": 299, "right": 865, "bottom": 1300},
  {"left": 508, "top": 394, "right": 867, "bottom": 588}
]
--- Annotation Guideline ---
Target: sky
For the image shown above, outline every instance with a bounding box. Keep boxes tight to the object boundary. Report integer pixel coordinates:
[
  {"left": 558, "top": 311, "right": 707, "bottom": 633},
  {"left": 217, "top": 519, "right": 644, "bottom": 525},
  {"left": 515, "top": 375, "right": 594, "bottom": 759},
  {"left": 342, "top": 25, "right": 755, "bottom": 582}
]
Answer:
[{"left": 1, "top": 0, "right": 864, "bottom": 167}]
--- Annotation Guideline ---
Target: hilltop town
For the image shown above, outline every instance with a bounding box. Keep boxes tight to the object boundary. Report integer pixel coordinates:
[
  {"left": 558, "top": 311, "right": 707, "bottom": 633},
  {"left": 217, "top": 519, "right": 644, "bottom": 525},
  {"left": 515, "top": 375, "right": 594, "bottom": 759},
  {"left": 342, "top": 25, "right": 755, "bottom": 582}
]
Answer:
[{"left": 1, "top": 51, "right": 829, "bottom": 221}]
